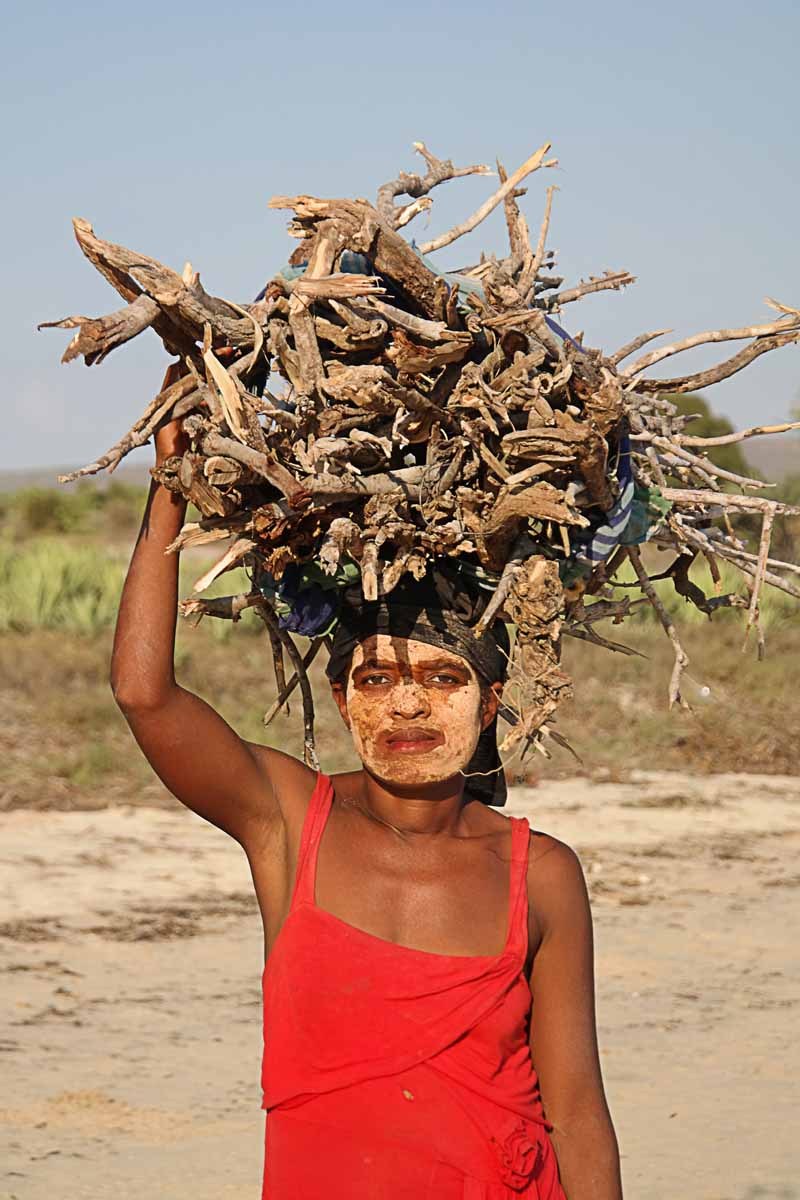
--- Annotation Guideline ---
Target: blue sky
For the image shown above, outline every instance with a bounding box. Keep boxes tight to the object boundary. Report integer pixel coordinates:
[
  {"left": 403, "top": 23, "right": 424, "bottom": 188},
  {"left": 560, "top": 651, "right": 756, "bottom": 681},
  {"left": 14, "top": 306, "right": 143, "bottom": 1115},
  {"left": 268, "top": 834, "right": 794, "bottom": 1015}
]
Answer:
[{"left": 4, "top": 0, "right": 799, "bottom": 472}]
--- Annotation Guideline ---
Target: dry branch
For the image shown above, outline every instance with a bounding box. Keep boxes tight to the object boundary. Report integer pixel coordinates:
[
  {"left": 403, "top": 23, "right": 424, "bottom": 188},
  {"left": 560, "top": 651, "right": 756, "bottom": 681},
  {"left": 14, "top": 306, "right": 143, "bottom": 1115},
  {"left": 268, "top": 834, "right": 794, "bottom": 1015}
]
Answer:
[
  {"left": 550, "top": 270, "right": 635, "bottom": 309},
  {"left": 58, "top": 373, "right": 198, "bottom": 483},
  {"left": 179, "top": 592, "right": 262, "bottom": 622},
  {"left": 255, "top": 604, "right": 320, "bottom": 769},
  {"left": 676, "top": 419, "right": 800, "bottom": 448},
  {"left": 627, "top": 547, "right": 689, "bottom": 709},
  {"left": 744, "top": 509, "right": 775, "bottom": 650},
  {"left": 38, "top": 293, "right": 161, "bottom": 366},
  {"left": 631, "top": 331, "right": 800, "bottom": 393},
  {"left": 607, "top": 329, "right": 672, "bottom": 367},
  {"left": 659, "top": 488, "right": 800, "bottom": 517},
  {"left": 376, "top": 142, "right": 492, "bottom": 225},
  {"left": 43, "top": 137, "right": 800, "bottom": 771},
  {"left": 418, "top": 143, "right": 556, "bottom": 254},
  {"left": 262, "top": 637, "right": 328, "bottom": 727},
  {"left": 622, "top": 316, "right": 800, "bottom": 378},
  {"left": 521, "top": 185, "right": 558, "bottom": 297},
  {"left": 646, "top": 435, "right": 773, "bottom": 490}
]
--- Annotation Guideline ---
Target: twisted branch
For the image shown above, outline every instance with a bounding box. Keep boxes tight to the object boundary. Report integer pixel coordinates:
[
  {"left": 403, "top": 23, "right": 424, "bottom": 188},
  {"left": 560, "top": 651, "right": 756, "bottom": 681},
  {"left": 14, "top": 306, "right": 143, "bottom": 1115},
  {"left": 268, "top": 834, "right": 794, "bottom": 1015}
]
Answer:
[
  {"left": 419, "top": 143, "right": 556, "bottom": 254},
  {"left": 631, "top": 331, "right": 800, "bottom": 394},
  {"left": 627, "top": 547, "right": 689, "bottom": 709},
  {"left": 376, "top": 142, "right": 492, "bottom": 225}
]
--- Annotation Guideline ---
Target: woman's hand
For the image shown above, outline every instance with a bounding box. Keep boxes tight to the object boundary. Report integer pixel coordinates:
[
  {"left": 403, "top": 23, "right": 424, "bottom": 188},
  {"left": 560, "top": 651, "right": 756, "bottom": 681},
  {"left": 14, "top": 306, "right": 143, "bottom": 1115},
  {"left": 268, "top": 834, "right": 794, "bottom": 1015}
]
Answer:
[
  {"left": 154, "top": 361, "right": 190, "bottom": 464},
  {"left": 154, "top": 415, "right": 189, "bottom": 465}
]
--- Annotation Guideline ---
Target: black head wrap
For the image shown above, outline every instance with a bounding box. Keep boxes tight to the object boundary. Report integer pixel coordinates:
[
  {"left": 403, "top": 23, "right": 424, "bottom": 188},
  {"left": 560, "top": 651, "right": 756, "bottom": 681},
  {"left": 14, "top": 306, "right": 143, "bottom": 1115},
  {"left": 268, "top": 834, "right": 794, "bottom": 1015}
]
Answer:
[{"left": 326, "top": 568, "right": 509, "bottom": 806}]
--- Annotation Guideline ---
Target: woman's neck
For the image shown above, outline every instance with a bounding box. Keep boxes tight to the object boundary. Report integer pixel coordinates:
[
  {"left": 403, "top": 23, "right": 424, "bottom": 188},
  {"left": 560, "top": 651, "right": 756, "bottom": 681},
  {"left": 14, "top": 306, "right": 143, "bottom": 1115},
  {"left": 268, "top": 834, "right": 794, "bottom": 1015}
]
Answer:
[{"left": 343, "top": 769, "right": 468, "bottom": 837}]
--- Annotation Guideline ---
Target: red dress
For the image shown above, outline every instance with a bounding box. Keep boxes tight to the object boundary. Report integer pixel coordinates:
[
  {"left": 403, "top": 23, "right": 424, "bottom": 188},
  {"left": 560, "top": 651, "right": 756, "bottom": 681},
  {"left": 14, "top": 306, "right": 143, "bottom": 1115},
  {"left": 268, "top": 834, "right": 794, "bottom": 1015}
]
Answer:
[{"left": 261, "top": 774, "right": 566, "bottom": 1198}]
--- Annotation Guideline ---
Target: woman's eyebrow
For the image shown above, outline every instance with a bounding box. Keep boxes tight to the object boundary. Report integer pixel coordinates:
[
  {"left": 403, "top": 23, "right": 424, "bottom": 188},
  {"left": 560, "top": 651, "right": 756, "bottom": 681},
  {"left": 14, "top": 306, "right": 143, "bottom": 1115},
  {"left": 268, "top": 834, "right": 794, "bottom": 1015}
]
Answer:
[
  {"left": 352, "top": 657, "right": 468, "bottom": 673},
  {"left": 413, "top": 658, "right": 470, "bottom": 673}
]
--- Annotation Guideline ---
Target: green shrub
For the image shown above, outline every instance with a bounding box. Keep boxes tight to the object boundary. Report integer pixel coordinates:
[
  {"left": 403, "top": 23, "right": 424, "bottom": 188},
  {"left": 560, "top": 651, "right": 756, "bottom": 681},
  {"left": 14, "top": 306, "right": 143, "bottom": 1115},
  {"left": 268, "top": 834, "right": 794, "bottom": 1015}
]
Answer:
[
  {"left": 10, "top": 487, "right": 96, "bottom": 534},
  {"left": 0, "top": 540, "right": 128, "bottom": 634},
  {"left": 605, "top": 556, "right": 795, "bottom": 630},
  {"left": 0, "top": 538, "right": 261, "bottom": 638},
  {"left": 0, "top": 483, "right": 148, "bottom": 540}
]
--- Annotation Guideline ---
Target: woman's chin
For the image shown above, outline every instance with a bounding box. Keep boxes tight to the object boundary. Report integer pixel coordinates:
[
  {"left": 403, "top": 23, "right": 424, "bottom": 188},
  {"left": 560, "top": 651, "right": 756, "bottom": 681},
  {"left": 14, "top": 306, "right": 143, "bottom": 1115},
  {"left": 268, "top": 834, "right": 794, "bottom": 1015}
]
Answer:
[{"left": 364, "top": 755, "right": 467, "bottom": 789}]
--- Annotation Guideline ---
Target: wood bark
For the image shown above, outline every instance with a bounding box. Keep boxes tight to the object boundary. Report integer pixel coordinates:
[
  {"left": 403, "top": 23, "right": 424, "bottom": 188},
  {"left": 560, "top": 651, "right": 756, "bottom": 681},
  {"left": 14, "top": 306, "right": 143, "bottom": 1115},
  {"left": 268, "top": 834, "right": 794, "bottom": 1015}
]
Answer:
[{"left": 43, "top": 136, "right": 800, "bottom": 756}]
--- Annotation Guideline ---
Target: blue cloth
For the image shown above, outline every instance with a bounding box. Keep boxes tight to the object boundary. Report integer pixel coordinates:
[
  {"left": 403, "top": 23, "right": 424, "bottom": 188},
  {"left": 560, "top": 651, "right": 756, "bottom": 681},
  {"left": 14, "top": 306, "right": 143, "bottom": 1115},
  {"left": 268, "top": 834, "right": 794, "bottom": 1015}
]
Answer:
[
  {"left": 274, "top": 564, "right": 340, "bottom": 636},
  {"left": 571, "top": 435, "right": 636, "bottom": 564}
]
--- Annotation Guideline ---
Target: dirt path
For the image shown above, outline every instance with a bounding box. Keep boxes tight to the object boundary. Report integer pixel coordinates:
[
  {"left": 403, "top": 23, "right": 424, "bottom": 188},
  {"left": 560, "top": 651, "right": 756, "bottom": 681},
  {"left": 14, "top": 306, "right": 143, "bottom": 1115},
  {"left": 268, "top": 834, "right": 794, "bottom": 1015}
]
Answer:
[{"left": 1, "top": 771, "right": 798, "bottom": 1199}]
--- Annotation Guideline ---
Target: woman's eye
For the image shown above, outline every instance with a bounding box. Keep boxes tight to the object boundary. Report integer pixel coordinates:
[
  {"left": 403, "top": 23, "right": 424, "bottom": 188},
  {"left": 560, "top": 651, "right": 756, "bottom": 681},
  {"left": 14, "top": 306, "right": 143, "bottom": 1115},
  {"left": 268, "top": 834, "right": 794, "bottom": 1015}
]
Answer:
[
  {"left": 363, "top": 673, "right": 392, "bottom": 686},
  {"left": 429, "top": 673, "right": 461, "bottom": 686}
]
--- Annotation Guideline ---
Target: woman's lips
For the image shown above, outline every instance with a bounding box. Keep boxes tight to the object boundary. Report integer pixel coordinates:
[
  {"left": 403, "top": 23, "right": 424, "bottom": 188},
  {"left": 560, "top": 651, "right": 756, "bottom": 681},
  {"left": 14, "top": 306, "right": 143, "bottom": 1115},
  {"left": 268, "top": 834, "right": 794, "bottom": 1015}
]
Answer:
[{"left": 381, "top": 727, "right": 445, "bottom": 755}]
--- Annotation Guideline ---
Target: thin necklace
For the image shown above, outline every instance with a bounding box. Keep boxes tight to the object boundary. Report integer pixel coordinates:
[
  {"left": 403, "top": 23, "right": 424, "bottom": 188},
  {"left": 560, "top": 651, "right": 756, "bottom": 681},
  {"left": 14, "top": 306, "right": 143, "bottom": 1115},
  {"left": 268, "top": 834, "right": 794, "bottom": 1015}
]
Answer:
[
  {"left": 338, "top": 792, "right": 413, "bottom": 839},
  {"left": 338, "top": 789, "right": 463, "bottom": 841}
]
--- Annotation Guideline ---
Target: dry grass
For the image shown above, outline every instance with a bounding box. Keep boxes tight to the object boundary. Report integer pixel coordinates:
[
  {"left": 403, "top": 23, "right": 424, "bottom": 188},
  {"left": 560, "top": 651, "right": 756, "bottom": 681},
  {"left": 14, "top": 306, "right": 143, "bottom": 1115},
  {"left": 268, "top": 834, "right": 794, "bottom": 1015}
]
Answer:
[
  {"left": 0, "top": 624, "right": 356, "bottom": 812},
  {"left": 2, "top": 614, "right": 797, "bottom": 812},
  {"left": 535, "top": 620, "right": 800, "bottom": 782},
  {"left": 1, "top": 485, "right": 797, "bottom": 808}
]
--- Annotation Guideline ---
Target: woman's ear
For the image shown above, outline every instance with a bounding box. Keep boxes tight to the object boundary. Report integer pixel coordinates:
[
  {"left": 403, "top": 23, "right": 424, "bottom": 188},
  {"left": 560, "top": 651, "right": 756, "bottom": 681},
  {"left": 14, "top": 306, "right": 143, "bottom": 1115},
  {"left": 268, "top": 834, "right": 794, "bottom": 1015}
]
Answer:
[
  {"left": 330, "top": 680, "right": 351, "bottom": 728},
  {"left": 480, "top": 681, "right": 503, "bottom": 731}
]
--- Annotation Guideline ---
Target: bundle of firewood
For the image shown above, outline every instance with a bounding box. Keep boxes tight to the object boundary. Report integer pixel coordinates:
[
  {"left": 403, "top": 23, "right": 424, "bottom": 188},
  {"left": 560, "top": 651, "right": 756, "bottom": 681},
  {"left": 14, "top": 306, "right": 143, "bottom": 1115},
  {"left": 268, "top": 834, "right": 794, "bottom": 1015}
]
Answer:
[{"left": 42, "top": 141, "right": 800, "bottom": 768}]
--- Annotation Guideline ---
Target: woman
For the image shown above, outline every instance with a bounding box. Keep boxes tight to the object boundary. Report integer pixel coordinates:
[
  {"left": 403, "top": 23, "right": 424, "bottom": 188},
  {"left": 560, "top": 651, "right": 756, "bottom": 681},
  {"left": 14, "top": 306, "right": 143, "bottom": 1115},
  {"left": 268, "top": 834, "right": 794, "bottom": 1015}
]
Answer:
[{"left": 110, "top": 387, "right": 622, "bottom": 1199}]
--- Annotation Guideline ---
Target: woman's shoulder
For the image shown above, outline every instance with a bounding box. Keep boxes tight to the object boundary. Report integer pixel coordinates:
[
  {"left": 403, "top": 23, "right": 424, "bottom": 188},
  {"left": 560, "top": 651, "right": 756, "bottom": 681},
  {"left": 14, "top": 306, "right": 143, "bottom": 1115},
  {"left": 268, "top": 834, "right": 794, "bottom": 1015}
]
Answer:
[
  {"left": 524, "top": 828, "right": 590, "bottom": 931},
  {"left": 527, "top": 827, "right": 582, "bottom": 873},
  {"left": 470, "top": 806, "right": 581, "bottom": 873},
  {"left": 471, "top": 812, "right": 589, "bottom": 949}
]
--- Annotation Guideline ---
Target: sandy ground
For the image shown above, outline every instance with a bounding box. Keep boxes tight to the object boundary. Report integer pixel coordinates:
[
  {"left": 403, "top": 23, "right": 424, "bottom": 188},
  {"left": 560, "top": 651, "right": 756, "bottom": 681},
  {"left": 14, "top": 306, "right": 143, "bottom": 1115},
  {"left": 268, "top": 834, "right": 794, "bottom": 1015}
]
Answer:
[{"left": 1, "top": 771, "right": 798, "bottom": 1200}]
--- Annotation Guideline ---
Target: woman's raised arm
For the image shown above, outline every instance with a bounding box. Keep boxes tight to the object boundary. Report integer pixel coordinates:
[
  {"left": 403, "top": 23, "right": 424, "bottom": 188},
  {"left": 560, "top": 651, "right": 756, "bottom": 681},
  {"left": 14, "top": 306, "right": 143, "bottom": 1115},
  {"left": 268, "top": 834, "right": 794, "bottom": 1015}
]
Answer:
[{"left": 110, "top": 364, "right": 311, "bottom": 846}]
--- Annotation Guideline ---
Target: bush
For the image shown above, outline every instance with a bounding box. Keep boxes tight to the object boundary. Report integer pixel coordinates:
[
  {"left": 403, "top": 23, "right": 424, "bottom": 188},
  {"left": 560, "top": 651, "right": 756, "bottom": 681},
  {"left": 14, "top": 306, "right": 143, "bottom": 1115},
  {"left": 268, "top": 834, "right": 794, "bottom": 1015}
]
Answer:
[
  {"left": 771, "top": 473, "right": 800, "bottom": 562},
  {"left": 607, "top": 555, "right": 795, "bottom": 630},
  {"left": 0, "top": 540, "right": 128, "bottom": 634},
  {"left": 0, "top": 482, "right": 148, "bottom": 540},
  {"left": 0, "top": 538, "right": 261, "bottom": 638}
]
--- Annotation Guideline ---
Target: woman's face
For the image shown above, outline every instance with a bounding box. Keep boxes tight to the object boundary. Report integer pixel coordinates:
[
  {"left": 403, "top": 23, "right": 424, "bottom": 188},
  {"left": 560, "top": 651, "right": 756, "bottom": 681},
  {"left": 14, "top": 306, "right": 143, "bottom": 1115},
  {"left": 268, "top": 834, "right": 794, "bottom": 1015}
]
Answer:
[{"left": 333, "top": 635, "right": 500, "bottom": 789}]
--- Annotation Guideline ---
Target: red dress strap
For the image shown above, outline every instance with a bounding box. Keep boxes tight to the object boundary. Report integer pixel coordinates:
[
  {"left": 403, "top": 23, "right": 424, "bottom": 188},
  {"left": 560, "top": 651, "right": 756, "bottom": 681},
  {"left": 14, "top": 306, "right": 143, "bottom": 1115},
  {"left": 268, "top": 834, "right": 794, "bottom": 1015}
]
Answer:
[
  {"left": 505, "top": 816, "right": 531, "bottom": 961},
  {"left": 290, "top": 772, "right": 334, "bottom": 909}
]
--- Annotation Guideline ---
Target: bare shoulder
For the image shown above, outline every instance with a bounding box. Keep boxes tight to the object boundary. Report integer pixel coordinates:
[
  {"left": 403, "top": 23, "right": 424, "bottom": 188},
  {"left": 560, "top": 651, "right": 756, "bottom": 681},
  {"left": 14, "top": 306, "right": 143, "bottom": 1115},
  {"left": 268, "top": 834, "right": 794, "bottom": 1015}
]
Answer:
[
  {"left": 476, "top": 808, "right": 582, "bottom": 881},
  {"left": 527, "top": 829, "right": 583, "bottom": 877},
  {"left": 525, "top": 830, "right": 590, "bottom": 931}
]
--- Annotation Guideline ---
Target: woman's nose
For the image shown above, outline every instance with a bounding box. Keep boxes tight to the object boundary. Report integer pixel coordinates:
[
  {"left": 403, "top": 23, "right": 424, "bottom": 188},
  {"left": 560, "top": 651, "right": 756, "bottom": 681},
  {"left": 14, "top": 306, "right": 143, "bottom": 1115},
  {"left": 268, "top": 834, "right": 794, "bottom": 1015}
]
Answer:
[{"left": 391, "top": 683, "right": 430, "bottom": 718}]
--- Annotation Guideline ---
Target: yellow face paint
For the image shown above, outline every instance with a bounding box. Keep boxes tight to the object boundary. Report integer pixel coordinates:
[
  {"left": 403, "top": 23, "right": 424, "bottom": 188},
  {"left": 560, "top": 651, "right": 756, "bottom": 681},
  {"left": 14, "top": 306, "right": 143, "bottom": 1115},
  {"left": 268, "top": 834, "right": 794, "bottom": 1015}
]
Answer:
[{"left": 344, "top": 635, "right": 485, "bottom": 788}]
